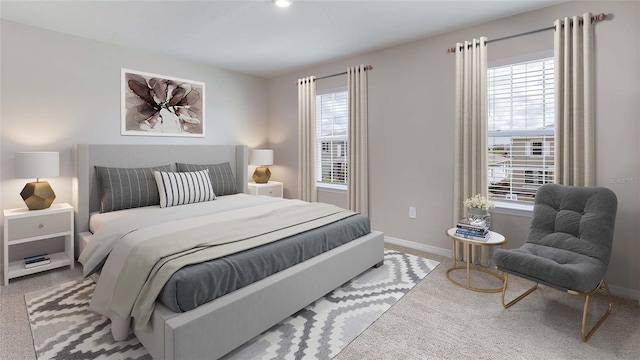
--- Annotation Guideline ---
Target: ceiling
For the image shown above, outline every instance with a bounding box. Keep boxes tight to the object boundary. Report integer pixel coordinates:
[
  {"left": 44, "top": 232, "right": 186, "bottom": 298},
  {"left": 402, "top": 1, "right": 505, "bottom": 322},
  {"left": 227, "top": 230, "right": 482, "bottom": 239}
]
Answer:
[{"left": 0, "top": 0, "right": 568, "bottom": 78}]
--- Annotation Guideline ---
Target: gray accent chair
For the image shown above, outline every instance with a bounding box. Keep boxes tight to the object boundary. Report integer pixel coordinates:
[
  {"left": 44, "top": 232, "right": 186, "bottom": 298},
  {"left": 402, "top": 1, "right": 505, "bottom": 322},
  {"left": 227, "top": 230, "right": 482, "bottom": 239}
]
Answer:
[{"left": 493, "top": 184, "right": 617, "bottom": 341}]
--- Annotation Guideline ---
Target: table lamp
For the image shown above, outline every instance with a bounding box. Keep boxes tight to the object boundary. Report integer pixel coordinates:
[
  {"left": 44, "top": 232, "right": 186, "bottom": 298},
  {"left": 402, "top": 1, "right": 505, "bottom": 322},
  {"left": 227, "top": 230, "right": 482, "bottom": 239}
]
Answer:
[
  {"left": 250, "top": 149, "right": 273, "bottom": 184},
  {"left": 15, "top": 152, "right": 59, "bottom": 210}
]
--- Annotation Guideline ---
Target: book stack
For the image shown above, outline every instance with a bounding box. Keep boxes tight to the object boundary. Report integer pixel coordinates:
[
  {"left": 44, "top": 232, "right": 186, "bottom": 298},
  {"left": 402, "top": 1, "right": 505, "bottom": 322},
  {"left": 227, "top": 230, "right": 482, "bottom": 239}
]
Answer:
[
  {"left": 24, "top": 254, "right": 51, "bottom": 269},
  {"left": 456, "top": 218, "right": 490, "bottom": 241}
]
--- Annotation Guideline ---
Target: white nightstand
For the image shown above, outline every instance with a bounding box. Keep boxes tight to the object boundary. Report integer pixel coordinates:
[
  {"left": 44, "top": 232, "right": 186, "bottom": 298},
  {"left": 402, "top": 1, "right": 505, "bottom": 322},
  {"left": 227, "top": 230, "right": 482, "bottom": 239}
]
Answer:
[
  {"left": 248, "top": 181, "right": 283, "bottom": 198},
  {"left": 3, "top": 203, "right": 74, "bottom": 285}
]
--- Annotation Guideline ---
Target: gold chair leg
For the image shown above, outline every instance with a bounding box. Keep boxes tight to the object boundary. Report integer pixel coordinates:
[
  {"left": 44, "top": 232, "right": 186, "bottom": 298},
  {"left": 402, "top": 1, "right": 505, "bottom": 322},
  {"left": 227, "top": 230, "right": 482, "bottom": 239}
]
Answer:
[
  {"left": 501, "top": 273, "right": 539, "bottom": 308},
  {"left": 501, "top": 274, "right": 612, "bottom": 341},
  {"left": 576, "top": 278, "right": 613, "bottom": 342}
]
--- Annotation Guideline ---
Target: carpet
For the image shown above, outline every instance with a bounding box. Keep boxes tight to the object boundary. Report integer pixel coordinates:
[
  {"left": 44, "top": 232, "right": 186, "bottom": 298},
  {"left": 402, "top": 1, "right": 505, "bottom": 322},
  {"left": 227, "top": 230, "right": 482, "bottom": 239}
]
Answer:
[{"left": 25, "top": 250, "right": 438, "bottom": 360}]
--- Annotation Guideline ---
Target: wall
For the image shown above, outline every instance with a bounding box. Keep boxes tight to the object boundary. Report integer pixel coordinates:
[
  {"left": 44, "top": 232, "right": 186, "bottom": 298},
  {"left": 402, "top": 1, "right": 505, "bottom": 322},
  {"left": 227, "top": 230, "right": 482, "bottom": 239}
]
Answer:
[
  {"left": 0, "top": 21, "right": 269, "bottom": 260},
  {"left": 268, "top": 1, "right": 640, "bottom": 296}
]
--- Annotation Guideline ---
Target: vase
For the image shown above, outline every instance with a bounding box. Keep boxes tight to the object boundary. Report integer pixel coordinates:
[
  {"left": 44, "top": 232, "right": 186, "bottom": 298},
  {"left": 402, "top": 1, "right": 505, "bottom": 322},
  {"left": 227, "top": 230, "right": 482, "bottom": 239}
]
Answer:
[{"left": 467, "top": 208, "right": 491, "bottom": 229}]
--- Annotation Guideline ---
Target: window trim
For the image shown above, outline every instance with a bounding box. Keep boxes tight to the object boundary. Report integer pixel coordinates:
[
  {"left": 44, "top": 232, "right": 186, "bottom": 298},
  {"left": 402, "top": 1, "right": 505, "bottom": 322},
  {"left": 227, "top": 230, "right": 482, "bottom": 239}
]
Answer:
[
  {"left": 492, "top": 200, "right": 534, "bottom": 217},
  {"left": 317, "top": 182, "right": 347, "bottom": 191}
]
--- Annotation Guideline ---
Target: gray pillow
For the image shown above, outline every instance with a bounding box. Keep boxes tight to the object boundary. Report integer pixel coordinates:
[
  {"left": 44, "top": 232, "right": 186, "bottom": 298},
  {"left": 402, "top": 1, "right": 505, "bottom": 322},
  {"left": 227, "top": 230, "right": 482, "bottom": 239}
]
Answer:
[
  {"left": 176, "top": 162, "right": 237, "bottom": 196},
  {"left": 95, "top": 165, "right": 171, "bottom": 213}
]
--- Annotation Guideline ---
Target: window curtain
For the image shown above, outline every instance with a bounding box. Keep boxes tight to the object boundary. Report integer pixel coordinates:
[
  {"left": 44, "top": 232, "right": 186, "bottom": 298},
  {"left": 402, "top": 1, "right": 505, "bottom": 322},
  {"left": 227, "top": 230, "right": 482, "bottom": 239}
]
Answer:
[
  {"left": 453, "top": 37, "right": 490, "bottom": 265},
  {"left": 298, "top": 76, "right": 317, "bottom": 202},
  {"left": 554, "top": 13, "right": 595, "bottom": 186},
  {"left": 347, "top": 65, "right": 369, "bottom": 216}
]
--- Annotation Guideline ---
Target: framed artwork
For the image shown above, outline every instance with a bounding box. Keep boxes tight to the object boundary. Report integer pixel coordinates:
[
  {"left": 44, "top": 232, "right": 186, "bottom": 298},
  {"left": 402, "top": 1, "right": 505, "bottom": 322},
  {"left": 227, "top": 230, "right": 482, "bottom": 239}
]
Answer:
[{"left": 121, "top": 68, "right": 205, "bottom": 137}]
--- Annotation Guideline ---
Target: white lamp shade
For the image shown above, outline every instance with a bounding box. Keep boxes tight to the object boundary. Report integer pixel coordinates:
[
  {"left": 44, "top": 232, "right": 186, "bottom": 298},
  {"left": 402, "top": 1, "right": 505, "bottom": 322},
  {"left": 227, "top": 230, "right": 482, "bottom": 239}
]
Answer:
[
  {"left": 15, "top": 152, "right": 60, "bottom": 179},
  {"left": 250, "top": 150, "right": 274, "bottom": 166}
]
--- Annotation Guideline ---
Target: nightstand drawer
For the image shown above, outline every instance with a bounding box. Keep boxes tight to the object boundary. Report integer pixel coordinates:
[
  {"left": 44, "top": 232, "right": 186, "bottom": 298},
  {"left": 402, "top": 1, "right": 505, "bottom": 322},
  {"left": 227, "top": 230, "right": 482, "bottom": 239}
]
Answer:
[
  {"left": 248, "top": 181, "right": 284, "bottom": 198},
  {"left": 255, "top": 186, "right": 283, "bottom": 197},
  {"left": 7, "top": 212, "right": 71, "bottom": 241}
]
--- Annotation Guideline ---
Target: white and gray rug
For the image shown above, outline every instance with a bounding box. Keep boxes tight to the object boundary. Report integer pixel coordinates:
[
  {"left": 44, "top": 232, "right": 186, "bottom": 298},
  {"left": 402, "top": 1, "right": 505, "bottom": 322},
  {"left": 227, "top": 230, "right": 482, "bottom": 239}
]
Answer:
[{"left": 26, "top": 250, "right": 439, "bottom": 360}]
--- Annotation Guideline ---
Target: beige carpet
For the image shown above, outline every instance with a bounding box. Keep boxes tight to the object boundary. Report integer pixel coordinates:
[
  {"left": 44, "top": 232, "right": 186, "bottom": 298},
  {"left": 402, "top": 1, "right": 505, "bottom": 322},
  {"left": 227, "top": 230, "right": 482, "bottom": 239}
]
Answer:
[
  {"left": 338, "top": 244, "right": 640, "bottom": 360},
  {"left": 2, "top": 244, "right": 639, "bottom": 359}
]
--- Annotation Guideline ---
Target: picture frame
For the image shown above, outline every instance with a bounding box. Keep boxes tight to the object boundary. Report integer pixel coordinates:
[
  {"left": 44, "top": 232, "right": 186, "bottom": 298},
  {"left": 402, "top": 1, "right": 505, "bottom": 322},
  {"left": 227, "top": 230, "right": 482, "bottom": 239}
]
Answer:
[{"left": 121, "top": 68, "right": 205, "bottom": 137}]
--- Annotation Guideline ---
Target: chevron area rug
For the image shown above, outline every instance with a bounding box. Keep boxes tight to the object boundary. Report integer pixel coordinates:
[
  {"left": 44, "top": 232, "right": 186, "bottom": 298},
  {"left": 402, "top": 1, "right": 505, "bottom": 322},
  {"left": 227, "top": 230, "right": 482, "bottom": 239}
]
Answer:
[{"left": 26, "top": 250, "right": 438, "bottom": 360}]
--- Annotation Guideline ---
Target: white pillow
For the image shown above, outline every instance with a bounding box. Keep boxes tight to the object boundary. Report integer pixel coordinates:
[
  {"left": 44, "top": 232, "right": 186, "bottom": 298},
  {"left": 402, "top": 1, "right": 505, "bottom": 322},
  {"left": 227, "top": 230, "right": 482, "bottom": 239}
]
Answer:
[{"left": 154, "top": 170, "right": 216, "bottom": 208}]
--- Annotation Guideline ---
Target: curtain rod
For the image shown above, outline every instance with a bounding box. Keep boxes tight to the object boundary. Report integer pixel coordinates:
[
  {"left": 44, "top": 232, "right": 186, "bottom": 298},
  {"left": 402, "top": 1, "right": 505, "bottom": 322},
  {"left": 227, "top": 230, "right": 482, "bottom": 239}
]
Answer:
[
  {"left": 446, "top": 13, "right": 607, "bottom": 53},
  {"left": 295, "top": 65, "right": 373, "bottom": 85}
]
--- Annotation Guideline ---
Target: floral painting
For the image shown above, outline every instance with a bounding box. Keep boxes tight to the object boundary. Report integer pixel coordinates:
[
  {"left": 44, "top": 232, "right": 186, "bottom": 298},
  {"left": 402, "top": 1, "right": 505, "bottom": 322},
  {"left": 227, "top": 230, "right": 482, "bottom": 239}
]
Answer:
[{"left": 121, "top": 69, "right": 205, "bottom": 137}]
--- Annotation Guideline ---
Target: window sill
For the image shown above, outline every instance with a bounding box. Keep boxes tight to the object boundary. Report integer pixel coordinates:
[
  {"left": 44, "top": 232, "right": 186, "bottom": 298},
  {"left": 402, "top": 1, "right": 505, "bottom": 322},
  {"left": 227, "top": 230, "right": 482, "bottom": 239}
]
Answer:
[
  {"left": 491, "top": 201, "right": 534, "bottom": 217},
  {"left": 317, "top": 182, "right": 347, "bottom": 192}
]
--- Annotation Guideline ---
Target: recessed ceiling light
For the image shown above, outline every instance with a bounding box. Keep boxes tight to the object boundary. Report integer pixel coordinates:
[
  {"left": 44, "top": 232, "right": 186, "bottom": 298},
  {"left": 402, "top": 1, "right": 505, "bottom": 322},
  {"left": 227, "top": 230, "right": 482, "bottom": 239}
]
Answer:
[{"left": 273, "top": 0, "right": 291, "bottom": 8}]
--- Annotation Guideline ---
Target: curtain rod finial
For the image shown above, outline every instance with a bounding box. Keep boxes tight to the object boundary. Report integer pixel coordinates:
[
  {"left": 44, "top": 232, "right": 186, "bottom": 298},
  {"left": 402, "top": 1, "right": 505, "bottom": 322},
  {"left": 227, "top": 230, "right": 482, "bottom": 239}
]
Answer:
[{"left": 596, "top": 13, "right": 606, "bottom": 21}]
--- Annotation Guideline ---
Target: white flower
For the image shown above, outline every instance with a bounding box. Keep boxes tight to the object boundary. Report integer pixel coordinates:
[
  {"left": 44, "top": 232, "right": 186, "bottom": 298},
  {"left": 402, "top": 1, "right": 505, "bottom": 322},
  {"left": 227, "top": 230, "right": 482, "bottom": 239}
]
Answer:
[{"left": 463, "top": 194, "right": 495, "bottom": 210}]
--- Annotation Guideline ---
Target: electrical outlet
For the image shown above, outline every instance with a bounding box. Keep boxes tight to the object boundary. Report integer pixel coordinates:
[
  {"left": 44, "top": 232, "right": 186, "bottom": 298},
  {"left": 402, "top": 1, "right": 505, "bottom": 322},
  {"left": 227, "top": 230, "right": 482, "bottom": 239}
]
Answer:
[{"left": 409, "top": 206, "right": 417, "bottom": 219}]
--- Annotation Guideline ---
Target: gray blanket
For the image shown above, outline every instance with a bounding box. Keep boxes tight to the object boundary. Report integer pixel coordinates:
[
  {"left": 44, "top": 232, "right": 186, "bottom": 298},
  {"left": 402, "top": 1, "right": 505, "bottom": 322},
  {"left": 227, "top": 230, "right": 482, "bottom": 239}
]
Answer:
[
  {"left": 158, "top": 213, "right": 370, "bottom": 312},
  {"left": 89, "top": 200, "right": 357, "bottom": 341}
]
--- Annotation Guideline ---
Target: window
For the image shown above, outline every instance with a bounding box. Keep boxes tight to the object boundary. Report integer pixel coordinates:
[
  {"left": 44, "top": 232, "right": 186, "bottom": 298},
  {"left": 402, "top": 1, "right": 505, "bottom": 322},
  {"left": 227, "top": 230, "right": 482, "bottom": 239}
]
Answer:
[
  {"left": 530, "top": 141, "right": 543, "bottom": 156},
  {"left": 487, "top": 57, "right": 555, "bottom": 204},
  {"left": 316, "top": 90, "right": 348, "bottom": 187}
]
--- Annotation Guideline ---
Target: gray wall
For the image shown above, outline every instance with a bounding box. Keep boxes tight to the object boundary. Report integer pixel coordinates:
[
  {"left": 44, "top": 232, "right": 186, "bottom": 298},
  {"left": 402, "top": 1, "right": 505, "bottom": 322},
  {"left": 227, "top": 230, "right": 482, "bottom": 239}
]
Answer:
[
  {"left": 267, "top": 1, "right": 640, "bottom": 295},
  {"left": 0, "top": 21, "right": 269, "bottom": 259}
]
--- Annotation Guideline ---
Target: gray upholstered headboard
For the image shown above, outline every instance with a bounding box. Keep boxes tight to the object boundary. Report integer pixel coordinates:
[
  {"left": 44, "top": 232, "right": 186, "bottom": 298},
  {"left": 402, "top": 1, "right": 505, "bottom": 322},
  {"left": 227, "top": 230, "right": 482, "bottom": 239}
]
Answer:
[{"left": 72, "top": 144, "right": 248, "bottom": 256}]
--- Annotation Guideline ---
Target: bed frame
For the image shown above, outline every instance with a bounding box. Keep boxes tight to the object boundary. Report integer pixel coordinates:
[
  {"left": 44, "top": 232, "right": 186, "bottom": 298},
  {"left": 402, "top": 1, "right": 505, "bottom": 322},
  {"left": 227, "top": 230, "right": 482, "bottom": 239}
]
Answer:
[{"left": 72, "top": 144, "right": 385, "bottom": 360}]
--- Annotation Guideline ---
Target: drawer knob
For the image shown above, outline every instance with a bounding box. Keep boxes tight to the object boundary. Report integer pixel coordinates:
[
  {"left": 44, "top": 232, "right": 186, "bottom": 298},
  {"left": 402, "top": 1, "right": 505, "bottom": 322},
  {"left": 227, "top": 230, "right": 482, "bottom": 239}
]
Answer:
[{"left": 38, "top": 224, "right": 44, "bottom": 229}]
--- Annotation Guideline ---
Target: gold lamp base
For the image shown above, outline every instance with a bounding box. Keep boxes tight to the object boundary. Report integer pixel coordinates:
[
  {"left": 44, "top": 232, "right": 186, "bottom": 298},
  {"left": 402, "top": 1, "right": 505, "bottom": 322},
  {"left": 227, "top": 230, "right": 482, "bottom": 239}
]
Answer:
[
  {"left": 252, "top": 166, "right": 271, "bottom": 184},
  {"left": 20, "top": 181, "right": 56, "bottom": 210}
]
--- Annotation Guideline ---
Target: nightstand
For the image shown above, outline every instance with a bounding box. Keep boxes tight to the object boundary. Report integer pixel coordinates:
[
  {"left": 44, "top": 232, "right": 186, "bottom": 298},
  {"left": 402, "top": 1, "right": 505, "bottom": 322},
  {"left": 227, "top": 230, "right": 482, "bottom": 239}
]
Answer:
[
  {"left": 3, "top": 203, "right": 74, "bottom": 285},
  {"left": 248, "top": 181, "right": 283, "bottom": 198}
]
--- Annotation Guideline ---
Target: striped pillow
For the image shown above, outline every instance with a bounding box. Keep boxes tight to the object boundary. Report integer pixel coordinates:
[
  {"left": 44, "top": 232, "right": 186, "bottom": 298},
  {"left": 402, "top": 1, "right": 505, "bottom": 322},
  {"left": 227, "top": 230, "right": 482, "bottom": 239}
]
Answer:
[
  {"left": 154, "top": 170, "right": 216, "bottom": 208},
  {"left": 176, "top": 162, "right": 237, "bottom": 196},
  {"left": 95, "top": 165, "right": 171, "bottom": 213}
]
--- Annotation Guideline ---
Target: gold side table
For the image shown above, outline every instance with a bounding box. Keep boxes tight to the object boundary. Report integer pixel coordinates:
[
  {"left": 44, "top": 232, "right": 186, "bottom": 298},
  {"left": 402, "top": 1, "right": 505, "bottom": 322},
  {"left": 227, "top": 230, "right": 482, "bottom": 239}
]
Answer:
[{"left": 445, "top": 228, "right": 506, "bottom": 293}]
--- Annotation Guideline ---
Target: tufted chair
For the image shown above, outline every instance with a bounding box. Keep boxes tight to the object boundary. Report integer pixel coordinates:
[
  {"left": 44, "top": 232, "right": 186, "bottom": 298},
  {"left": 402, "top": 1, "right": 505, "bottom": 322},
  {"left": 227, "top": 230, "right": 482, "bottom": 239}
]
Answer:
[{"left": 493, "top": 184, "right": 617, "bottom": 341}]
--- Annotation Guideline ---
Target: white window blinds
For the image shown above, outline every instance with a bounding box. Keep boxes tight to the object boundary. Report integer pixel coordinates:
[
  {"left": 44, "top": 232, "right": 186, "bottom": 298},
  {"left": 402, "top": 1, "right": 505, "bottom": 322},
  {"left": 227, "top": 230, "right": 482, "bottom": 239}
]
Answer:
[
  {"left": 488, "top": 57, "right": 555, "bottom": 204},
  {"left": 316, "top": 90, "right": 348, "bottom": 186}
]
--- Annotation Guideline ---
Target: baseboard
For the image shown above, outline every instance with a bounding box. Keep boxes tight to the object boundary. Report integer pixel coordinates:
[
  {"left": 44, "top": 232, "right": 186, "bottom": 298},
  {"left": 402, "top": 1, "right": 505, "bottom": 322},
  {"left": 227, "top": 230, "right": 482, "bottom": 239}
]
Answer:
[
  {"left": 608, "top": 284, "right": 640, "bottom": 303},
  {"left": 384, "top": 236, "right": 640, "bottom": 303},
  {"left": 384, "top": 236, "right": 452, "bottom": 258}
]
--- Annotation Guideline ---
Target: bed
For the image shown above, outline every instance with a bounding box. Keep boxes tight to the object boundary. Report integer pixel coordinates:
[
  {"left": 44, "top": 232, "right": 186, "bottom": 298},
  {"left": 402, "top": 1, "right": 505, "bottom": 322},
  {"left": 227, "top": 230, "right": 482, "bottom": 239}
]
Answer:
[{"left": 72, "top": 144, "right": 384, "bottom": 360}]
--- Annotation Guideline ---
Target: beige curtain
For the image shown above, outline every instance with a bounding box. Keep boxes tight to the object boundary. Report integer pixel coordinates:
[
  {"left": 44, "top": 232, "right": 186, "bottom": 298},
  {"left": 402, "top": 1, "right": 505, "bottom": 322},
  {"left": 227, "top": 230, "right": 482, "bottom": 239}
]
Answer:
[
  {"left": 298, "top": 76, "right": 317, "bottom": 202},
  {"left": 554, "top": 13, "right": 595, "bottom": 186},
  {"left": 453, "top": 38, "right": 490, "bottom": 265},
  {"left": 347, "top": 65, "right": 369, "bottom": 216}
]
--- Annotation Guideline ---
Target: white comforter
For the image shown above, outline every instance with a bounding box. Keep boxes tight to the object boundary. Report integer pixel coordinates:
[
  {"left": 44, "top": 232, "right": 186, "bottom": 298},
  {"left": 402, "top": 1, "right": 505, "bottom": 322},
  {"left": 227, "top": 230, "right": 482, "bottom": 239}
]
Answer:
[{"left": 79, "top": 194, "right": 282, "bottom": 276}]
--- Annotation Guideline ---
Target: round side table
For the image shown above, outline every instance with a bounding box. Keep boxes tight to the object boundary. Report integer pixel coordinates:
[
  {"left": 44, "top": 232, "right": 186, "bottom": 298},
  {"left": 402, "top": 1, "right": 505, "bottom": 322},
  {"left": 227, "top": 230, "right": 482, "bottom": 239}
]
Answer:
[{"left": 445, "top": 228, "right": 507, "bottom": 293}]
